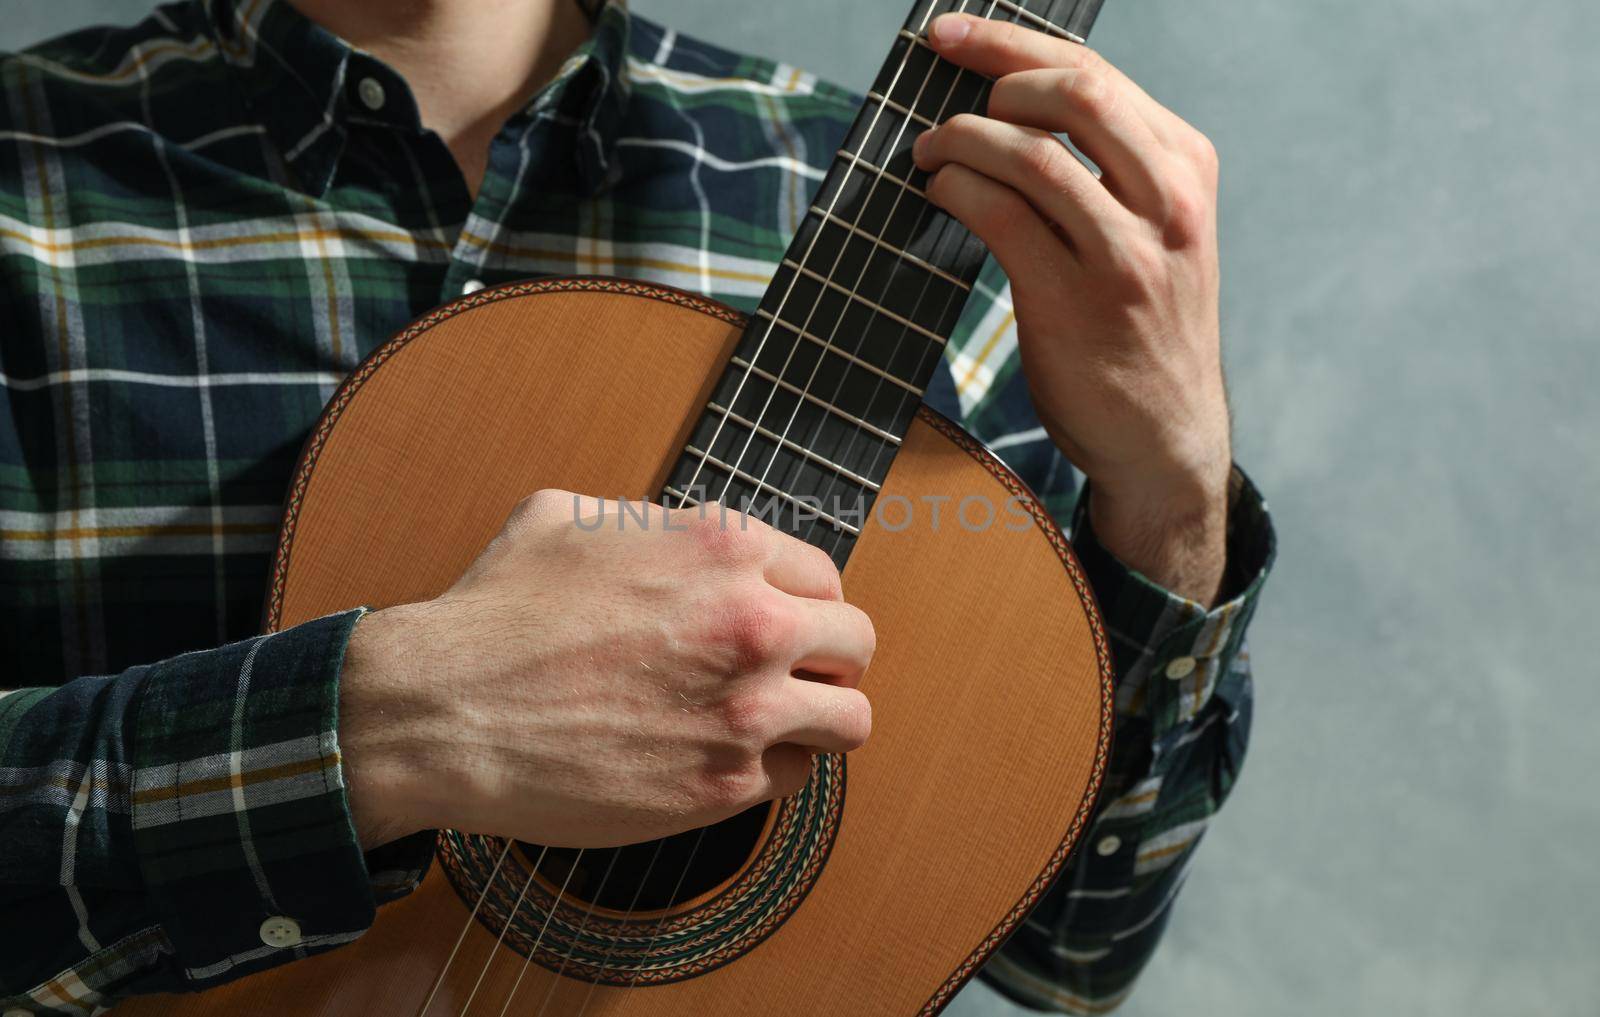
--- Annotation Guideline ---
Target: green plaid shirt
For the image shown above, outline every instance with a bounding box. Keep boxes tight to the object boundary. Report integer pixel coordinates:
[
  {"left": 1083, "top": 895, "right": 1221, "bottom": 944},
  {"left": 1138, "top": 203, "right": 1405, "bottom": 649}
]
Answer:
[{"left": 0, "top": 1, "right": 1274, "bottom": 1013}]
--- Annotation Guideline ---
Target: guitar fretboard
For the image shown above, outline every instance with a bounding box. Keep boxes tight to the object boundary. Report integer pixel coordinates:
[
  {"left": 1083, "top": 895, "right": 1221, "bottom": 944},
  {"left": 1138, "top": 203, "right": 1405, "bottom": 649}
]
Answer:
[{"left": 664, "top": 0, "right": 1104, "bottom": 566}]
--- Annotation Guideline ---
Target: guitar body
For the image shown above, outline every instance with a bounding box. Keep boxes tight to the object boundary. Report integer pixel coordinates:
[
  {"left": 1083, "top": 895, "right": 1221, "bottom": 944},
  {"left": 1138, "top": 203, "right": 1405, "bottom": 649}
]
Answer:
[{"left": 117, "top": 278, "right": 1113, "bottom": 1016}]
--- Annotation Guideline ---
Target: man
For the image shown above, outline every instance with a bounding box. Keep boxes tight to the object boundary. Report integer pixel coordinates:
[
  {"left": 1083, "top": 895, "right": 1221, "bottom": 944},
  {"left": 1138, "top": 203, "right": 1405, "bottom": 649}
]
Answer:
[{"left": 0, "top": 0, "right": 1274, "bottom": 1012}]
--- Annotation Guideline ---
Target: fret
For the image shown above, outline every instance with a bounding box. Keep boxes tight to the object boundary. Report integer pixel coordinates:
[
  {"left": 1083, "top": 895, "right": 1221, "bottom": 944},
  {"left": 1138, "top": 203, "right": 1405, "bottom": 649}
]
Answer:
[
  {"left": 866, "top": 91, "right": 936, "bottom": 131},
  {"left": 986, "top": 0, "right": 1086, "bottom": 43},
  {"left": 736, "top": 311, "right": 921, "bottom": 440},
  {"left": 673, "top": 472, "right": 868, "bottom": 552},
  {"left": 906, "top": 0, "right": 1084, "bottom": 43},
  {"left": 684, "top": 444, "right": 864, "bottom": 536},
  {"left": 816, "top": 157, "right": 943, "bottom": 264},
  {"left": 662, "top": 486, "right": 700, "bottom": 508},
  {"left": 809, "top": 205, "right": 970, "bottom": 291},
  {"left": 837, "top": 102, "right": 926, "bottom": 182},
  {"left": 831, "top": 150, "right": 926, "bottom": 199},
  {"left": 684, "top": 390, "right": 878, "bottom": 513},
  {"left": 756, "top": 259, "right": 947, "bottom": 388},
  {"left": 788, "top": 213, "right": 970, "bottom": 333},
  {"left": 707, "top": 400, "right": 883, "bottom": 492},
  {"left": 780, "top": 259, "right": 947, "bottom": 346},
  {"left": 872, "top": 33, "right": 990, "bottom": 125},
  {"left": 708, "top": 350, "right": 906, "bottom": 474},
  {"left": 666, "top": 0, "right": 1105, "bottom": 563},
  {"left": 754, "top": 309, "right": 925, "bottom": 397},
  {"left": 754, "top": 298, "right": 940, "bottom": 395},
  {"left": 726, "top": 355, "right": 902, "bottom": 445}
]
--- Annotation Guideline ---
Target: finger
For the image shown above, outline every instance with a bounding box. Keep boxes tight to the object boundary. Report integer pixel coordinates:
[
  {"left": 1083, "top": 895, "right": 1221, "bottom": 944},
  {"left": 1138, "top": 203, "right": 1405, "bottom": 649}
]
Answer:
[
  {"left": 988, "top": 68, "right": 1172, "bottom": 218},
  {"left": 509, "top": 489, "right": 607, "bottom": 530},
  {"left": 759, "top": 742, "right": 820, "bottom": 799},
  {"left": 924, "top": 161, "right": 1087, "bottom": 292},
  {"left": 787, "top": 597, "right": 875, "bottom": 681},
  {"left": 764, "top": 534, "right": 844, "bottom": 601},
  {"left": 769, "top": 682, "right": 872, "bottom": 754},
  {"left": 927, "top": 13, "right": 1182, "bottom": 144},
  {"left": 916, "top": 115, "right": 1129, "bottom": 255}
]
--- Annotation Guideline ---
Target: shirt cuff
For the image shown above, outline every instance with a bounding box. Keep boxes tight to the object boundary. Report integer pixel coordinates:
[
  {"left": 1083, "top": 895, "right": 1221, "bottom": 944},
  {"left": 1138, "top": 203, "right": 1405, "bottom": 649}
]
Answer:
[
  {"left": 128, "top": 608, "right": 431, "bottom": 986},
  {"left": 1071, "top": 465, "right": 1276, "bottom": 737}
]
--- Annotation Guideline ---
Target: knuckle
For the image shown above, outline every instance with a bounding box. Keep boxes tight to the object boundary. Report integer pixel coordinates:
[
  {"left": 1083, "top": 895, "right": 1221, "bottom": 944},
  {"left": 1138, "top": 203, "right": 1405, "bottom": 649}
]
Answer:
[
  {"left": 1160, "top": 183, "right": 1211, "bottom": 249},
  {"left": 835, "top": 690, "right": 874, "bottom": 751},
  {"left": 1187, "top": 130, "right": 1219, "bottom": 173},
  {"left": 804, "top": 543, "right": 844, "bottom": 601},
  {"left": 990, "top": 17, "right": 1021, "bottom": 49},
  {"left": 855, "top": 607, "right": 878, "bottom": 662},
  {"left": 503, "top": 488, "right": 573, "bottom": 541},
  {"left": 941, "top": 112, "right": 981, "bottom": 141},
  {"left": 1017, "top": 135, "right": 1070, "bottom": 184},
  {"left": 718, "top": 690, "right": 774, "bottom": 746},
  {"left": 689, "top": 510, "right": 756, "bottom": 564},
  {"left": 1107, "top": 239, "right": 1165, "bottom": 294},
  {"left": 699, "top": 765, "right": 763, "bottom": 811},
  {"left": 716, "top": 595, "right": 793, "bottom": 668},
  {"left": 1061, "top": 70, "right": 1114, "bottom": 119}
]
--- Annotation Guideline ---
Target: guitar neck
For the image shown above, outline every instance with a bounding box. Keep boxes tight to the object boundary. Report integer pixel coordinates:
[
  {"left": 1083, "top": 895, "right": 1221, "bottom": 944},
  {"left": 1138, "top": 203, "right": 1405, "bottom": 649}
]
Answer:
[{"left": 665, "top": 0, "right": 1106, "bottom": 566}]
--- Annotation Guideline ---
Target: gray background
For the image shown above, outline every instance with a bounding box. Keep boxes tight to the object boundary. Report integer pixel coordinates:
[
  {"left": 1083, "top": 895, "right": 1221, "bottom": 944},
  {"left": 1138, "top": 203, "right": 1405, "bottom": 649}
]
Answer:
[{"left": 8, "top": 1, "right": 1599, "bottom": 1015}]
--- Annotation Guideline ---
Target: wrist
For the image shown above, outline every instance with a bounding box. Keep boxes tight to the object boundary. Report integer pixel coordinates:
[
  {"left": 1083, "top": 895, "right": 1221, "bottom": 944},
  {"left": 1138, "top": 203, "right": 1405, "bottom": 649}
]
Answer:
[
  {"left": 339, "top": 605, "right": 431, "bottom": 850},
  {"left": 1088, "top": 461, "right": 1230, "bottom": 606}
]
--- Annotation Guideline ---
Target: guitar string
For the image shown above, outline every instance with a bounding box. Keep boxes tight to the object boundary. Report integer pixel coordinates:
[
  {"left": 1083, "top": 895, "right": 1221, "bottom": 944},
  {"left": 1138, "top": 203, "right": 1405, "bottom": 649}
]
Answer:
[
  {"left": 758, "top": 0, "right": 1073, "bottom": 551},
  {"left": 413, "top": 837, "right": 516, "bottom": 1017},
  {"left": 670, "top": 0, "right": 948, "bottom": 511},
  {"left": 738, "top": 0, "right": 1019, "bottom": 553},
  {"left": 565, "top": 838, "right": 666, "bottom": 1016},
  {"left": 553, "top": 0, "right": 983, "bottom": 1002},
  {"left": 583, "top": 0, "right": 1012, "bottom": 1003},
  {"left": 599, "top": 0, "right": 1062, "bottom": 1002},
  {"left": 525, "top": 4, "right": 961, "bottom": 1008},
  {"left": 520, "top": 847, "right": 621, "bottom": 1016},
  {"left": 419, "top": 0, "right": 1064, "bottom": 1010},
  {"left": 617, "top": 824, "right": 710, "bottom": 993},
  {"left": 519, "top": 25, "right": 941, "bottom": 971},
  {"left": 491, "top": 848, "right": 590, "bottom": 1017},
  {"left": 454, "top": 844, "right": 550, "bottom": 1016},
  {"left": 690, "top": 0, "right": 975, "bottom": 526},
  {"left": 813, "top": 0, "right": 1082, "bottom": 559}
]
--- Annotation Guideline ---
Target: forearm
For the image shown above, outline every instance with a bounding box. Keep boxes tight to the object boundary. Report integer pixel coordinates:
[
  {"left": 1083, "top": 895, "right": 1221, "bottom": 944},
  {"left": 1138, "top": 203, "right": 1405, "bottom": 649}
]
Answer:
[
  {"left": 1087, "top": 466, "right": 1229, "bottom": 607},
  {"left": 984, "top": 467, "right": 1275, "bottom": 1013},
  {"left": 0, "top": 611, "right": 430, "bottom": 1012}
]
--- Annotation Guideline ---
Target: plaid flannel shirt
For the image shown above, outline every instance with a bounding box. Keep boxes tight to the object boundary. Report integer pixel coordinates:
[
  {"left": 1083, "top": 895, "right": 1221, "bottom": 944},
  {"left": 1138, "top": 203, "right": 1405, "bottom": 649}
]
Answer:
[{"left": 0, "top": 1, "right": 1275, "bottom": 1013}]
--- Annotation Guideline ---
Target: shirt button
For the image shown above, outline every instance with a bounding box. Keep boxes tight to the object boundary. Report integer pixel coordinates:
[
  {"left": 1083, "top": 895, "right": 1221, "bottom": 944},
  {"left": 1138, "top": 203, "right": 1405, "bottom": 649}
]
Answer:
[
  {"left": 461, "top": 278, "right": 485, "bottom": 295},
  {"left": 259, "top": 916, "right": 303, "bottom": 948},
  {"left": 357, "top": 76, "right": 386, "bottom": 112},
  {"left": 1096, "top": 835, "right": 1122, "bottom": 856},
  {"left": 1165, "top": 656, "right": 1197, "bottom": 680},
  {"left": 4, "top": 1008, "right": 35, "bottom": 1017}
]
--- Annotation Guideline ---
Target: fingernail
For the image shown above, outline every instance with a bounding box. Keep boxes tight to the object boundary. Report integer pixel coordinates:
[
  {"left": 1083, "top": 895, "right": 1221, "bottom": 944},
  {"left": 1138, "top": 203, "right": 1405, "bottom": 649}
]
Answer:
[{"left": 931, "top": 14, "right": 970, "bottom": 45}]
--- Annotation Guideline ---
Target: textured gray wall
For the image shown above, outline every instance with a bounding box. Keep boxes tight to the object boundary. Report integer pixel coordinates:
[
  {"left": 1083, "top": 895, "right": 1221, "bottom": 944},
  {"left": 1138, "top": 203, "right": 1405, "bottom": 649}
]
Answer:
[{"left": 7, "top": 2, "right": 1600, "bottom": 1015}]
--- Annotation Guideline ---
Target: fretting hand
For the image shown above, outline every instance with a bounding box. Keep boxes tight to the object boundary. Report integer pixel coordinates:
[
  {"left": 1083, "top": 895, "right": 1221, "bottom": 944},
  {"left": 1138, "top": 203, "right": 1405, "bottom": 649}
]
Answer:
[
  {"left": 915, "top": 13, "right": 1231, "bottom": 604},
  {"left": 337, "top": 492, "right": 875, "bottom": 850}
]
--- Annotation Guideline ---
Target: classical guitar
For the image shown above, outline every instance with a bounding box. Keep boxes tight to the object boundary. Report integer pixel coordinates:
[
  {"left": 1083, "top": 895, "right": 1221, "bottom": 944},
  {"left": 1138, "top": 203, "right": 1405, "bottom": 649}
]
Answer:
[{"left": 120, "top": 0, "right": 1114, "bottom": 1012}]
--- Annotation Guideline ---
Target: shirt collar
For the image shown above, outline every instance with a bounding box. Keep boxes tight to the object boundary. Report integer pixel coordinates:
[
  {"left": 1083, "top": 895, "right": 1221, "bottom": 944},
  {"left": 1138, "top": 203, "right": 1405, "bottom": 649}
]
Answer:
[{"left": 199, "top": 0, "right": 635, "bottom": 198}]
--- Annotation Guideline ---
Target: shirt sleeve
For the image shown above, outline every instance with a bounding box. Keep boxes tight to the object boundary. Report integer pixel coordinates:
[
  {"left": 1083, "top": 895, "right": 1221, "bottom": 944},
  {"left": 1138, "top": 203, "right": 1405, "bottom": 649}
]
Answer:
[
  {"left": 938, "top": 260, "right": 1278, "bottom": 1014},
  {"left": 0, "top": 609, "right": 434, "bottom": 1015}
]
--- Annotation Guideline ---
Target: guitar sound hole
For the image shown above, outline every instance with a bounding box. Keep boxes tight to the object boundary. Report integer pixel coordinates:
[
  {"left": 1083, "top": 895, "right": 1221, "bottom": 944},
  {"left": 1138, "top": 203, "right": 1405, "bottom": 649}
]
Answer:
[{"left": 518, "top": 802, "right": 771, "bottom": 912}]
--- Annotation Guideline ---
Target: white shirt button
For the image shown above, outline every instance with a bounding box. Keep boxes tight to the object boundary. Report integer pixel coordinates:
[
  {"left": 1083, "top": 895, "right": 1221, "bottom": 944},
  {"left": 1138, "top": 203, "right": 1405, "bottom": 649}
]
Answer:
[
  {"left": 357, "top": 77, "right": 386, "bottom": 112},
  {"left": 259, "top": 916, "right": 303, "bottom": 949},
  {"left": 461, "top": 278, "right": 485, "bottom": 295},
  {"left": 5, "top": 1007, "right": 36, "bottom": 1017},
  {"left": 1095, "top": 835, "right": 1121, "bottom": 857},
  {"left": 1165, "top": 656, "right": 1197, "bottom": 680}
]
